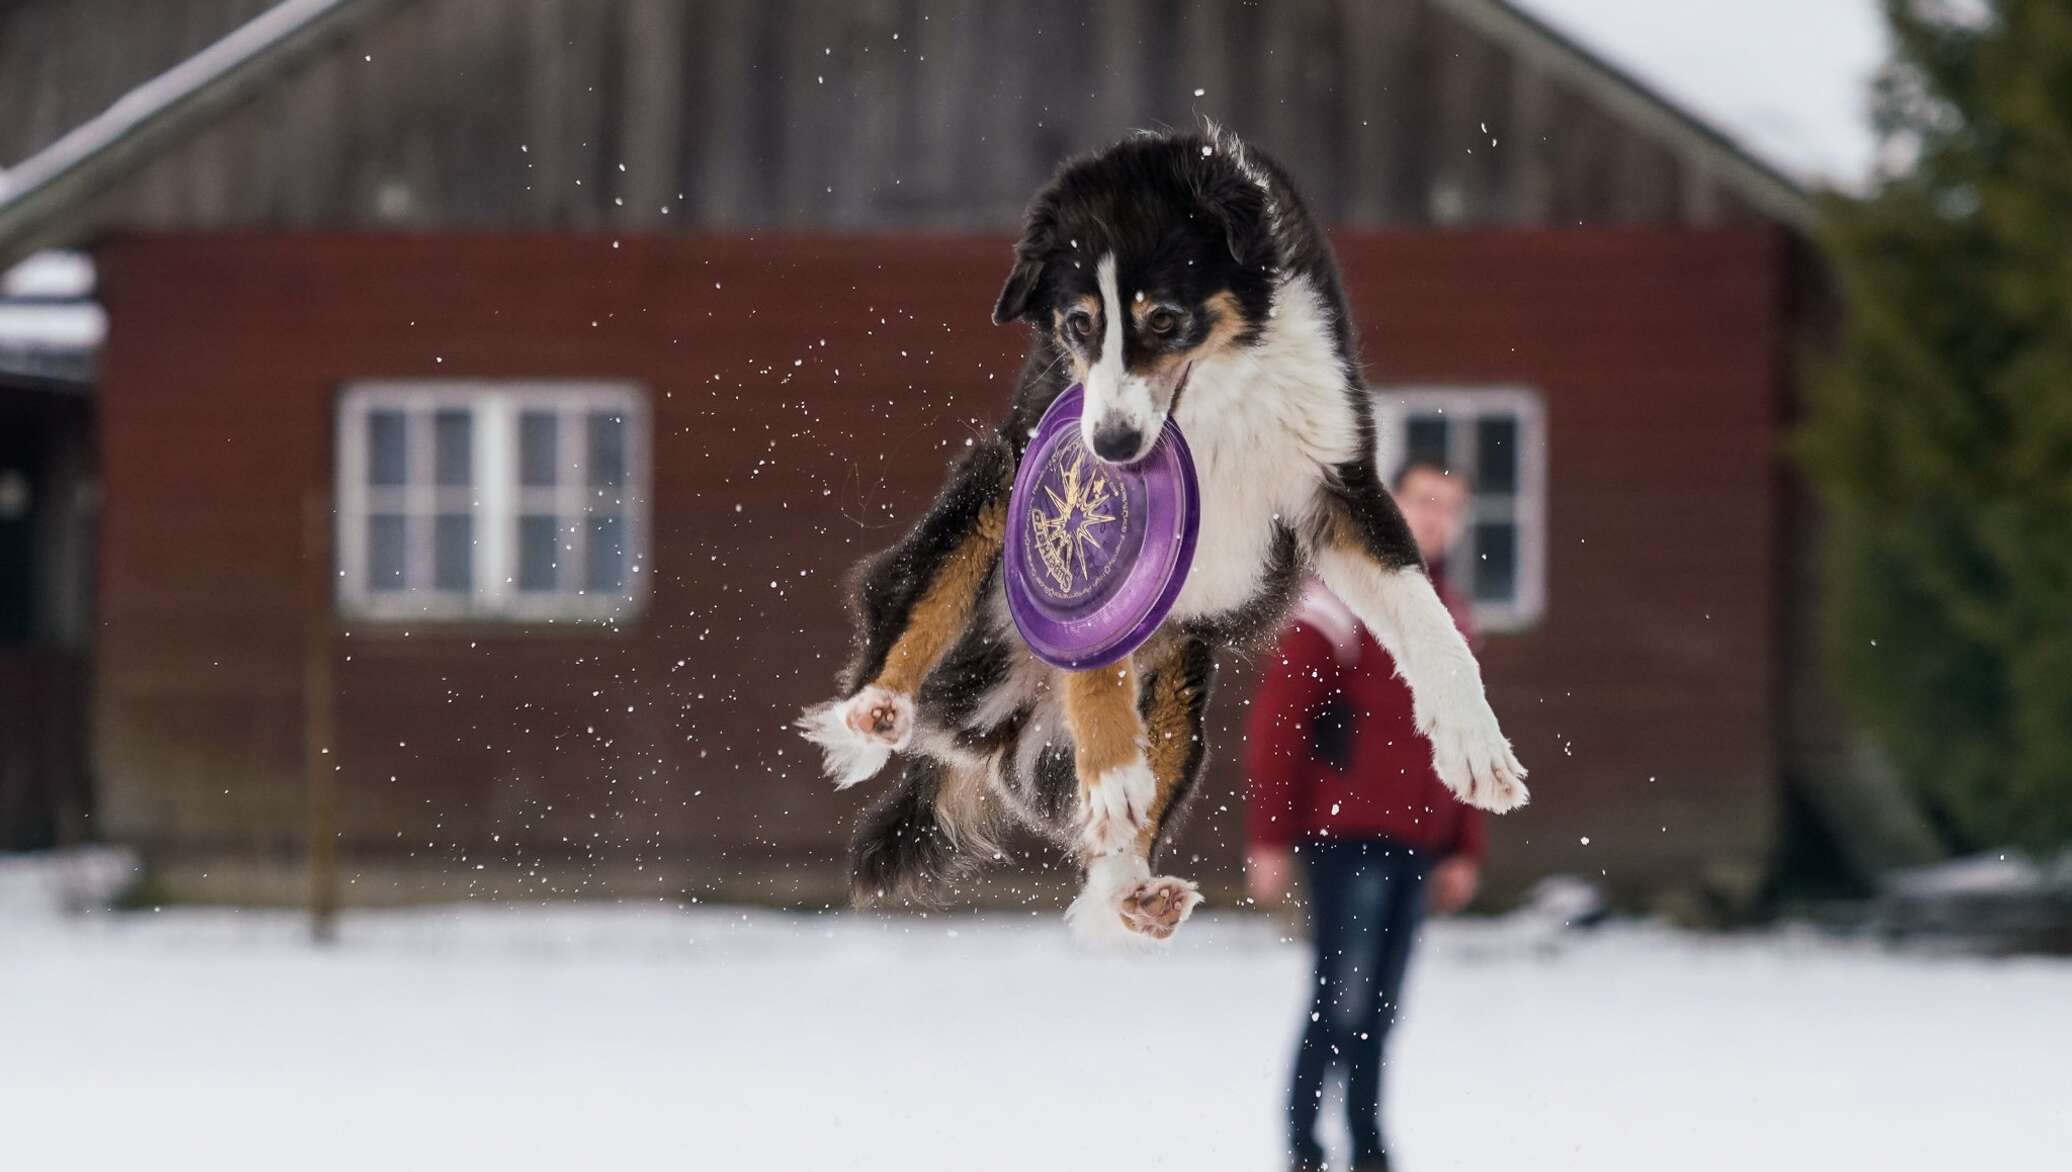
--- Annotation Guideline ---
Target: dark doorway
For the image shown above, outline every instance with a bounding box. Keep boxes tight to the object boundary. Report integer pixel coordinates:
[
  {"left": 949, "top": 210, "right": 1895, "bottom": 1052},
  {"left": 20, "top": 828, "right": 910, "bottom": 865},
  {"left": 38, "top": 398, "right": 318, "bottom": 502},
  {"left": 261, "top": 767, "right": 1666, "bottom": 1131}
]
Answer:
[
  {"left": 0, "top": 407, "right": 44, "bottom": 642},
  {"left": 0, "top": 385, "right": 95, "bottom": 850}
]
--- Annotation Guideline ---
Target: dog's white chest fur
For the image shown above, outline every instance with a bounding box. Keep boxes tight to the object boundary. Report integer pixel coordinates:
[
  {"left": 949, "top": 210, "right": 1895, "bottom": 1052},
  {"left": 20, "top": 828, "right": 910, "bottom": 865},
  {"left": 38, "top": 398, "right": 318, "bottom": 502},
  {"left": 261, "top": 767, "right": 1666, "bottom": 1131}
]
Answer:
[{"left": 1169, "top": 275, "right": 1357, "bottom": 622}]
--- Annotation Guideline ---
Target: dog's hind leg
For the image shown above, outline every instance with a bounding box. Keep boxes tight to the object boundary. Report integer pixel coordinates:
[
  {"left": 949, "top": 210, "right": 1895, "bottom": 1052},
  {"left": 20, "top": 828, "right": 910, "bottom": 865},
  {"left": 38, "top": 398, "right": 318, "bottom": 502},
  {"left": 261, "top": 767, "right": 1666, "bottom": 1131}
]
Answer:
[
  {"left": 1311, "top": 479, "right": 1528, "bottom": 813},
  {"left": 798, "top": 437, "right": 1013, "bottom": 787},
  {"left": 1135, "top": 633, "right": 1216, "bottom": 870},
  {"left": 1065, "top": 634, "right": 1214, "bottom": 943}
]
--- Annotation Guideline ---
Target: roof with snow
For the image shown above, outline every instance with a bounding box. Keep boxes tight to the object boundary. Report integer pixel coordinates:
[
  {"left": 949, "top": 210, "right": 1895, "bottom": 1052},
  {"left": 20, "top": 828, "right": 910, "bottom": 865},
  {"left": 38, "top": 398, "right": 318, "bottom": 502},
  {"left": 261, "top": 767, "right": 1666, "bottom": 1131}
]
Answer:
[
  {"left": 0, "top": 251, "right": 102, "bottom": 390},
  {"left": 0, "top": 0, "right": 405, "bottom": 267}
]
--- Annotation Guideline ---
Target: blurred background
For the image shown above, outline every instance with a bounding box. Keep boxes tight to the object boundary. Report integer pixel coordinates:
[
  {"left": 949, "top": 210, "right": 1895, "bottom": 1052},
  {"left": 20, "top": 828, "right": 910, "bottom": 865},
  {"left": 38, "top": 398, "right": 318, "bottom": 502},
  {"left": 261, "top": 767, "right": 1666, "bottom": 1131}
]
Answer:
[{"left": 2, "top": 1, "right": 2068, "bottom": 1169}]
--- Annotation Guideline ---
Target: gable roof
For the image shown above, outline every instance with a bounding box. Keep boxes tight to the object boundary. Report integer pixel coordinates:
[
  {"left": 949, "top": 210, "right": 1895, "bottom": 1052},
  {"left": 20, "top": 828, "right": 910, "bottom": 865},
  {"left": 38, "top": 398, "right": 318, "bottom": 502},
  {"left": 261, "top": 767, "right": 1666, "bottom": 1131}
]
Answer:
[{"left": 0, "top": 0, "right": 1837, "bottom": 271}]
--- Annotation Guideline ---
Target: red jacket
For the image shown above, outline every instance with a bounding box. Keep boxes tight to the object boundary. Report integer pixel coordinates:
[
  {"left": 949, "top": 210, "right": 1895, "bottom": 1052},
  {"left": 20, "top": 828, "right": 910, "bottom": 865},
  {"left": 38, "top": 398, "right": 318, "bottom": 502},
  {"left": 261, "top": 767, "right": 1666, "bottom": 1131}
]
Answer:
[{"left": 1244, "top": 577, "right": 1485, "bottom": 861}]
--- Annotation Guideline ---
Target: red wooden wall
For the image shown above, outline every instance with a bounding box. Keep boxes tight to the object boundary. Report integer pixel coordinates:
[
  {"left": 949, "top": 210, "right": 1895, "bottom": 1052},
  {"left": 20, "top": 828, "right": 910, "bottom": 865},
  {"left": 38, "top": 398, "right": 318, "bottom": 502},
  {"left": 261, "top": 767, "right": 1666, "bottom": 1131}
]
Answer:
[{"left": 92, "top": 228, "right": 1784, "bottom": 902}]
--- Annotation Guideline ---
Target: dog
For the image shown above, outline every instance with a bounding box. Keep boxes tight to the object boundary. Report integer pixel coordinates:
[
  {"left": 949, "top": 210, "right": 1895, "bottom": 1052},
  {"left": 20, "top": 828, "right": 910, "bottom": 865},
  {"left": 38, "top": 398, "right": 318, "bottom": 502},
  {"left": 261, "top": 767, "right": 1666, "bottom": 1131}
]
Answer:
[{"left": 800, "top": 125, "right": 1527, "bottom": 944}]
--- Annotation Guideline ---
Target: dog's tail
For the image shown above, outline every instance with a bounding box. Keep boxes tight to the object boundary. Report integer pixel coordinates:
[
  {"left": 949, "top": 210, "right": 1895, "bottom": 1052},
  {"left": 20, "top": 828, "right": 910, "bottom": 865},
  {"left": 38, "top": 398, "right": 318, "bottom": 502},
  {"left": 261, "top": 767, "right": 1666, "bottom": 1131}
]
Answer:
[{"left": 849, "top": 756, "right": 1001, "bottom": 907}]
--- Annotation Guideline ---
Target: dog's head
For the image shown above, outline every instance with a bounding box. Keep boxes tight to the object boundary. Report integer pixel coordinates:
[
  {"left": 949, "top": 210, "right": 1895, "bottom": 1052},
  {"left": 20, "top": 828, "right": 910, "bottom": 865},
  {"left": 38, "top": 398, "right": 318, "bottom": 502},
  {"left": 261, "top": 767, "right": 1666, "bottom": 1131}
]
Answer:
[{"left": 993, "top": 131, "right": 1278, "bottom": 464}]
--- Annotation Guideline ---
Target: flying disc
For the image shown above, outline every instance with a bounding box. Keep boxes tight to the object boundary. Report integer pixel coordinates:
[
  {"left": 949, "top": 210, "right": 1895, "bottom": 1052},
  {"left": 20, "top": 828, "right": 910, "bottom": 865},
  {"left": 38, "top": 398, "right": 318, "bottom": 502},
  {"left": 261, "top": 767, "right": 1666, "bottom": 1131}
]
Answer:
[{"left": 1004, "top": 385, "right": 1199, "bottom": 671}]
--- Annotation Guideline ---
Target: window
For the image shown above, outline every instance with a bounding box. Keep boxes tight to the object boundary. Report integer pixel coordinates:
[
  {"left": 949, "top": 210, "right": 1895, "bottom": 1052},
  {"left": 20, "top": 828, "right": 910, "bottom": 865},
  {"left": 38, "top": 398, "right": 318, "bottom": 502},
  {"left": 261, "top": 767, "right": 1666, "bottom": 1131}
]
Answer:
[
  {"left": 1372, "top": 387, "right": 1547, "bottom": 631},
  {"left": 336, "top": 382, "right": 648, "bottom": 623}
]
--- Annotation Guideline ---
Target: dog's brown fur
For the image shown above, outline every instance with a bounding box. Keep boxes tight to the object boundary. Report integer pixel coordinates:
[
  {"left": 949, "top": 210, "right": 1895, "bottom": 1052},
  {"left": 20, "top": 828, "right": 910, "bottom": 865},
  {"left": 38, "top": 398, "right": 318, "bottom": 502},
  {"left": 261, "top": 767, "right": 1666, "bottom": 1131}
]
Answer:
[
  {"left": 1062, "top": 660, "right": 1142, "bottom": 780},
  {"left": 869, "top": 500, "right": 1009, "bottom": 696}
]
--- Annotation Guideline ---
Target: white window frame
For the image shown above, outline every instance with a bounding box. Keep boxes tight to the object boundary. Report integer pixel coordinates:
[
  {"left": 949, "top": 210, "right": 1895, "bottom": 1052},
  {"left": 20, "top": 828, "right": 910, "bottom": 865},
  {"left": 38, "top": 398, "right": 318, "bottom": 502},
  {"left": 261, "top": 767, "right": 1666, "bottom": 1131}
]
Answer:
[
  {"left": 335, "top": 381, "right": 649, "bottom": 624},
  {"left": 1371, "top": 386, "right": 1548, "bottom": 632}
]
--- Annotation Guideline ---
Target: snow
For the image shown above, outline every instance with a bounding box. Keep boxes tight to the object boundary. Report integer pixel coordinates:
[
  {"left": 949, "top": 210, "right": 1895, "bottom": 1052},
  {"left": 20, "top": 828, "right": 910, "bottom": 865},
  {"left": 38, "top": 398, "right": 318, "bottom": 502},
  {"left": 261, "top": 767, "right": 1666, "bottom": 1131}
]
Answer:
[
  {"left": 1, "top": 250, "right": 95, "bottom": 300},
  {"left": 5, "top": 901, "right": 2067, "bottom": 1171},
  {"left": 0, "top": 302, "right": 106, "bottom": 350},
  {"left": 1512, "top": 0, "right": 1890, "bottom": 190},
  {"left": 0, "top": 846, "right": 135, "bottom": 917},
  {"left": 1884, "top": 851, "right": 2072, "bottom": 899},
  {"left": 0, "top": 251, "right": 102, "bottom": 353}
]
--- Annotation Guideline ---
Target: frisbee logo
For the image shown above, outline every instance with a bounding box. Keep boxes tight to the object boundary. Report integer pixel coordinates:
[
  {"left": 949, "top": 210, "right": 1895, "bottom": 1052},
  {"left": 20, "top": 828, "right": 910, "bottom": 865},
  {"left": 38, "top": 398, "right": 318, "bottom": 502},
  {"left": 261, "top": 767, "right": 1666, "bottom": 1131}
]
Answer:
[
  {"left": 1029, "top": 447, "right": 1122, "bottom": 598},
  {"left": 1005, "top": 385, "right": 1199, "bottom": 671}
]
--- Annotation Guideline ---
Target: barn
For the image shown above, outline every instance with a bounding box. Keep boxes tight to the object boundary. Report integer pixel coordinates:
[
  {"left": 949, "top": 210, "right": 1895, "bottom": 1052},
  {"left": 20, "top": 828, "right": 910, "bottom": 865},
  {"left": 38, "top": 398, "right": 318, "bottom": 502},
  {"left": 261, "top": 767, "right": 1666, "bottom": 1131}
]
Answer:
[{"left": 0, "top": 0, "right": 1922, "bottom": 910}]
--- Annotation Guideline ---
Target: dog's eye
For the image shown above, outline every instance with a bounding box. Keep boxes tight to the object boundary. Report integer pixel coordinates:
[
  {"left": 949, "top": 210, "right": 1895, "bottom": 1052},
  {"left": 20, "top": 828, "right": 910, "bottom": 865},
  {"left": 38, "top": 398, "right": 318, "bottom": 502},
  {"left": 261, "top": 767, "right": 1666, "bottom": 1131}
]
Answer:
[
  {"left": 1145, "top": 308, "right": 1180, "bottom": 336},
  {"left": 1066, "top": 311, "right": 1096, "bottom": 339}
]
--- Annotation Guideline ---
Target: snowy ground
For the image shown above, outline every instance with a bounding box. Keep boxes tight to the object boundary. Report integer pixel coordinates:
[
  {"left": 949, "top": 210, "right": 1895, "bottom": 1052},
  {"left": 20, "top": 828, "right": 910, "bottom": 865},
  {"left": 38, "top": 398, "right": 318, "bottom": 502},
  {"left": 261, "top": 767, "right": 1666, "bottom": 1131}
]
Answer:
[{"left": 6, "top": 900, "right": 2068, "bottom": 1172}]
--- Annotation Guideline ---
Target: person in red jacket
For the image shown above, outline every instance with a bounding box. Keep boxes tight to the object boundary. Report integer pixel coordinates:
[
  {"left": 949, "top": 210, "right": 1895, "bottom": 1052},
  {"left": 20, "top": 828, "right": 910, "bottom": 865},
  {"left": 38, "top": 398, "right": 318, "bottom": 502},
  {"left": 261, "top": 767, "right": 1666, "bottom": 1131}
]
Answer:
[{"left": 1247, "top": 457, "right": 1482, "bottom": 1172}]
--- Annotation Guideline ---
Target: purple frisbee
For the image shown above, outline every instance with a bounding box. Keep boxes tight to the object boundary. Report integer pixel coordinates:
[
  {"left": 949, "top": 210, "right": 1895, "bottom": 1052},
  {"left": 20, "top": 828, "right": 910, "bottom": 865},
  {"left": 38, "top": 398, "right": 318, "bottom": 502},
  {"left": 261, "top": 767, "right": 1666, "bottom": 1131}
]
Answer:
[{"left": 1005, "top": 385, "right": 1200, "bottom": 671}]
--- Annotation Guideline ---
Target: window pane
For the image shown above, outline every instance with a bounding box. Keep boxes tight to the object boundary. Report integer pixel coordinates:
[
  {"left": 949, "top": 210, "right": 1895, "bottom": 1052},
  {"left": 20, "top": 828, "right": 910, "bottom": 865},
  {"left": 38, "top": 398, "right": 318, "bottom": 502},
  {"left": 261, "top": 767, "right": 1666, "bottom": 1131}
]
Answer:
[
  {"left": 367, "top": 410, "right": 408, "bottom": 487},
  {"left": 519, "top": 412, "right": 558, "bottom": 487},
  {"left": 434, "top": 410, "right": 472, "bottom": 487},
  {"left": 434, "top": 513, "right": 472, "bottom": 592},
  {"left": 367, "top": 514, "right": 407, "bottom": 591},
  {"left": 585, "top": 514, "right": 625, "bottom": 592},
  {"left": 1476, "top": 415, "right": 1518, "bottom": 495},
  {"left": 517, "top": 514, "right": 559, "bottom": 591},
  {"left": 1471, "top": 520, "right": 1517, "bottom": 603},
  {"left": 1404, "top": 413, "right": 1449, "bottom": 472},
  {"left": 587, "top": 411, "right": 626, "bottom": 488}
]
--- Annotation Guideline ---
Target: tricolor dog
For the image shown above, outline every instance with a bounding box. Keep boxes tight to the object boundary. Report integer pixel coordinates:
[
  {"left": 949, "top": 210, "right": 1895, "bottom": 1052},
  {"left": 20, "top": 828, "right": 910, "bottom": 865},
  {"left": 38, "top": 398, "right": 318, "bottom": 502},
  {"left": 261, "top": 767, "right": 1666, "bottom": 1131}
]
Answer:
[{"left": 801, "top": 126, "right": 1526, "bottom": 943}]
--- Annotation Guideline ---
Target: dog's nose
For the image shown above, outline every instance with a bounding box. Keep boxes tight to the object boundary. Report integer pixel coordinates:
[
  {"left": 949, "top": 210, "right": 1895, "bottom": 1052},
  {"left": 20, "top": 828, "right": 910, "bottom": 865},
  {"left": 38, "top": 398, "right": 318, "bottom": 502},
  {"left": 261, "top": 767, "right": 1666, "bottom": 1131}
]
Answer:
[{"left": 1090, "top": 422, "right": 1144, "bottom": 463}]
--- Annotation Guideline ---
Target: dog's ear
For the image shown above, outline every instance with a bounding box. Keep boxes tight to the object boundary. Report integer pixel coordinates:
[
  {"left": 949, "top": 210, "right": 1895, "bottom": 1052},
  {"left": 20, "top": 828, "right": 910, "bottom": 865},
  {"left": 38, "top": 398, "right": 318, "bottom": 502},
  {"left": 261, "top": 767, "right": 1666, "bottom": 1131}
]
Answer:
[
  {"left": 994, "top": 204, "right": 1058, "bottom": 325},
  {"left": 1192, "top": 142, "right": 1271, "bottom": 265},
  {"left": 1206, "top": 177, "right": 1269, "bottom": 266},
  {"left": 992, "top": 254, "right": 1045, "bottom": 325}
]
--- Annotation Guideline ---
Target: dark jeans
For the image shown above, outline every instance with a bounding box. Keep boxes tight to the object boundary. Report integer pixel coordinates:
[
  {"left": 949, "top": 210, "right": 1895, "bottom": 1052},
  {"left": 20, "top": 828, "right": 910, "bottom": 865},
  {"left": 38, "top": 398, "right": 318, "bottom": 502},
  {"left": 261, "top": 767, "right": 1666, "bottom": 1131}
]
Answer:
[{"left": 1287, "top": 838, "right": 1428, "bottom": 1168}]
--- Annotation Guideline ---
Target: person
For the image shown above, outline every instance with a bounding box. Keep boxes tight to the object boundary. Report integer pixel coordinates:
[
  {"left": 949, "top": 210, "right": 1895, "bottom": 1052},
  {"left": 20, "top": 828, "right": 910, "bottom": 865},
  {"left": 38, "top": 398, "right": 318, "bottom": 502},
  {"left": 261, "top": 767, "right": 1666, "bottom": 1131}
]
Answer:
[{"left": 1246, "top": 457, "right": 1486, "bottom": 1172}]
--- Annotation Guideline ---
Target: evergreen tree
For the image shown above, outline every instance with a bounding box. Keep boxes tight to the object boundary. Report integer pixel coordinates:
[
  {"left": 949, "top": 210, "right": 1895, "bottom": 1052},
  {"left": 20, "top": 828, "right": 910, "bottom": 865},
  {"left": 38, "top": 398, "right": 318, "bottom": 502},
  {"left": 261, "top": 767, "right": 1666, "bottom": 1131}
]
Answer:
[{"left": 1802, "top": 0, "right": 2072, "bottom": 852}]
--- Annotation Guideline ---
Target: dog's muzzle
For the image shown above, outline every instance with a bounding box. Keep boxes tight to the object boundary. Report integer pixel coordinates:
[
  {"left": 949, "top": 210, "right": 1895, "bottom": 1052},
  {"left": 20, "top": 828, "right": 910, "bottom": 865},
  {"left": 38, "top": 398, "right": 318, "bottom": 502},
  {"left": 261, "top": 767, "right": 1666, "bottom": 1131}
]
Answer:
[
  {"left": 1089, "top": 420, "right": 1147, "bottom": 463},
  {"left": 1081, "top": 364, "right": 1190, "bottom": 465}
]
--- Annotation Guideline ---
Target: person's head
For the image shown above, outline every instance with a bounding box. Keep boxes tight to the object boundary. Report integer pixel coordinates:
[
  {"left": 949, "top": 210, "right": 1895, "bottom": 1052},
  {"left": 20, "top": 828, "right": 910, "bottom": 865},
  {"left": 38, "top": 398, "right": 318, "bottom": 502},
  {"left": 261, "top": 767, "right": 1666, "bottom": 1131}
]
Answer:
[{"left": 1391, "top": 457, "right": 1469, "bottom": 564}]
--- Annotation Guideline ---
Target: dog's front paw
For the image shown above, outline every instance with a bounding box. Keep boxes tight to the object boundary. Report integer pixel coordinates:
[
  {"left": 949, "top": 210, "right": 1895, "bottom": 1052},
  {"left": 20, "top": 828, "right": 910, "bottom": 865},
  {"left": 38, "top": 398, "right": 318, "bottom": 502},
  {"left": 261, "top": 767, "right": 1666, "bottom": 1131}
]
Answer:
[
  {"left": 1425, "top": 699, "right": 1524, "bottom": 807},
  {"left": 1117, "top": 876, "right": 1202, "bottom": 941},
  {"left": 1427, "top": 706, "right": 1529, "bottom": 813},
  {"left": 795, "top": 685, "right": 915, "bottom": 789},
  {"left": 840, "top": 684, "right": 914, "bottom": 749},
  {"left": 1075, "top": 757, "right": 1156, "bottom": 858}
]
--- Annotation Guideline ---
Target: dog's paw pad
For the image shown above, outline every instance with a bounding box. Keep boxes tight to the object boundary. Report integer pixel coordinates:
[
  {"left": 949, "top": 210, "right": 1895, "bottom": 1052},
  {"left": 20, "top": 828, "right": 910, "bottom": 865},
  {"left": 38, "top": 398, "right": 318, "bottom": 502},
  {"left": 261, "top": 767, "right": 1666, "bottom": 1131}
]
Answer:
[
  {"left": 1118, "top": 876, "right": 1201, "bottom": 941},
  {"left": 796, "top": 686, "right": 915, "bottom": 789},
  {"left": 840, "top": 685, "right": 914, "bottom": 749}
]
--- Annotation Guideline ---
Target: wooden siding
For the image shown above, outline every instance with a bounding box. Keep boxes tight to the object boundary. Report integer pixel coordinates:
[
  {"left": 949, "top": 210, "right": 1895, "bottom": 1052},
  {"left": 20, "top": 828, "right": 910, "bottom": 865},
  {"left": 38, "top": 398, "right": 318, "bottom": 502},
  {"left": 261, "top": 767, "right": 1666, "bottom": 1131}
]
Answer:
[
  {"left": 8, "top": 0, "right": 1792, "bottom": 242},
  {"left": 93, "top": 228, "right": 1784, "bottom": 900},
  {"left": 0, "top": 0, "right": 281, "bottom": 165}
]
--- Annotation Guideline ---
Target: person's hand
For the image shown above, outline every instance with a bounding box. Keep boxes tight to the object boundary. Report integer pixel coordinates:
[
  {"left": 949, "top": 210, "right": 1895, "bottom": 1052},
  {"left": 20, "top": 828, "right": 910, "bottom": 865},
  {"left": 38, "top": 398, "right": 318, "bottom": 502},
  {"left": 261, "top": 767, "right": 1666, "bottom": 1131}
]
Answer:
[
  {"left": 1427, "top": 856, "right": 1480, "bottom": 914},
  {"left": 1247, "top": 848, "right": 1294, "bottom": 906}
]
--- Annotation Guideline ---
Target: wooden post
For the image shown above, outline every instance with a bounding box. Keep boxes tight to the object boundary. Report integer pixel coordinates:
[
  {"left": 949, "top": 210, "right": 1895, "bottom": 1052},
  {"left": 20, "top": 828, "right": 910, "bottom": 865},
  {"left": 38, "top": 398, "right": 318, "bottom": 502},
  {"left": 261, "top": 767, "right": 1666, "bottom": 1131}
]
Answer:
[{"left": 303, "top": 492, "right": 339, "bottom": 945}]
